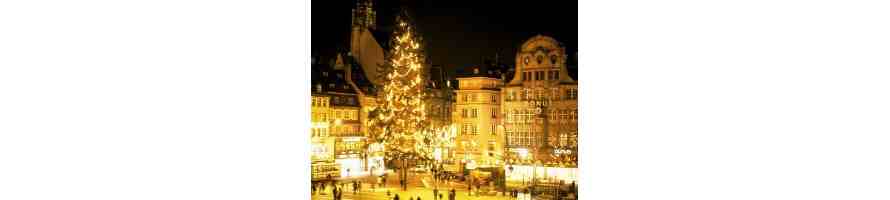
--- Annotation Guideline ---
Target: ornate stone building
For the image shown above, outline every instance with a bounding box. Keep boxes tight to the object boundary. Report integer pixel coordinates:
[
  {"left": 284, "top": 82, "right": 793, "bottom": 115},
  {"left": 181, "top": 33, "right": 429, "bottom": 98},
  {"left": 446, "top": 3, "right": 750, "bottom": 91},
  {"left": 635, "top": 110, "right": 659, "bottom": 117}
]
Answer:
[{"left": 503, "top": 35, "right": 578, "bottom": 166}]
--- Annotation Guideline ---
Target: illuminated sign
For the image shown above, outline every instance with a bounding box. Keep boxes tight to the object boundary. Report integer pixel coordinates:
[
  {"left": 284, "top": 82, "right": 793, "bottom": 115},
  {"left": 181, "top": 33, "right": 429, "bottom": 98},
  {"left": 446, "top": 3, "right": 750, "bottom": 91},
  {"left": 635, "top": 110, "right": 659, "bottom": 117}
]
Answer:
[
  {"left": 554, "top": 149, "right": 573, "bottom": 154},
  {"left": 342, "top": 137, "right": 363, "bottom": 142}
]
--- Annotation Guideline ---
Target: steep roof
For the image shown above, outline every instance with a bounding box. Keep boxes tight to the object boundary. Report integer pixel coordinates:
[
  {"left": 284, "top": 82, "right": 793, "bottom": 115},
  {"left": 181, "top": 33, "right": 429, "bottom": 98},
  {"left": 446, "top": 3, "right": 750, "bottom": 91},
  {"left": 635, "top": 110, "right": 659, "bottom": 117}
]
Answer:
[
  {"left": 345, "top": 54, "right": 378, "bottom": 96},
  {"left": 455, "top": 60, "right": 507, "bottom": 79},
  {"left": 310, "top": 55, "right": 358, "bottom": 95},
  {"left": 369, "top": 28, "right": 393, "bottom": 50}
]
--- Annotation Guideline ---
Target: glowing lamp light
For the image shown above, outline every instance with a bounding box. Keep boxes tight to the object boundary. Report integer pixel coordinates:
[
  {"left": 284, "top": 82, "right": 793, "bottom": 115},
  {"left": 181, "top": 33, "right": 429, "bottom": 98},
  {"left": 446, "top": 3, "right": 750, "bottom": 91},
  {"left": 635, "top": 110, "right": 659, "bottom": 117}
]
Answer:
[{"left": 517, "top": 148, "right": 529, "bottom": 160}]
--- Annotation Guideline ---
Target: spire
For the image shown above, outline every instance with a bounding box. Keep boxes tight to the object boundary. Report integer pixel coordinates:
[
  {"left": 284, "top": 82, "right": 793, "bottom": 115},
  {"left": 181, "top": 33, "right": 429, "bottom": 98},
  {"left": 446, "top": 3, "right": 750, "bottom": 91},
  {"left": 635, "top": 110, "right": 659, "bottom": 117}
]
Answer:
[{"left": 352, "top": 0, "right": 376, "bottom": 30}]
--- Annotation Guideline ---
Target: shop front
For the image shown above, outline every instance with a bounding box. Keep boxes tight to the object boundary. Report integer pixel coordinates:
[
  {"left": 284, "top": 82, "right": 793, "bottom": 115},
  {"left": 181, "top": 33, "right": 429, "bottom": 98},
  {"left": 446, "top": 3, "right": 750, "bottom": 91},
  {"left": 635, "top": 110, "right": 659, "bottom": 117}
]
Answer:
[{"left": 367, "top": 142, "right": 386, "bottom": 176}]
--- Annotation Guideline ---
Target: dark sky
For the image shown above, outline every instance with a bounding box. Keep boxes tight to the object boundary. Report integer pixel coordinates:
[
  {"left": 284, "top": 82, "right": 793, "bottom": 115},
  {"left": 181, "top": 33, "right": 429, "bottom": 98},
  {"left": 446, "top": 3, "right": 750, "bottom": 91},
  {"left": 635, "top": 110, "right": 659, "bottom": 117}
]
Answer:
[{"left": 311, "top": 0, "right": 577, "bottom": 74}]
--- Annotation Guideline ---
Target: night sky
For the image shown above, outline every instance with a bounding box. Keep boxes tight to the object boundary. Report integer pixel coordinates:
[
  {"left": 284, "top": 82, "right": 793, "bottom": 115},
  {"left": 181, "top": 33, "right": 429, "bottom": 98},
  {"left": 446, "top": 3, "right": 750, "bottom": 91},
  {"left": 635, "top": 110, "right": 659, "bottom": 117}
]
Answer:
[{"left": 311, "top": 0, "right": 578, "bottom": 74}]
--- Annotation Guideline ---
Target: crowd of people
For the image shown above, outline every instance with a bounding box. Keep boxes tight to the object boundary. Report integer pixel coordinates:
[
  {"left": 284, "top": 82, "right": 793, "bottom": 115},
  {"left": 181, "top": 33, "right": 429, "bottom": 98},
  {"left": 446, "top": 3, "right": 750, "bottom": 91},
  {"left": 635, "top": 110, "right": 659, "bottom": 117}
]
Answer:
[
  {"left": 312, "top": 169, "right": 541, "bottom": 200},
  {"left": 388, "top": 188, "right": 456, "bottom": 200},
  {"left": 310, "top": 179, "right": 364, "bottom": 200}
]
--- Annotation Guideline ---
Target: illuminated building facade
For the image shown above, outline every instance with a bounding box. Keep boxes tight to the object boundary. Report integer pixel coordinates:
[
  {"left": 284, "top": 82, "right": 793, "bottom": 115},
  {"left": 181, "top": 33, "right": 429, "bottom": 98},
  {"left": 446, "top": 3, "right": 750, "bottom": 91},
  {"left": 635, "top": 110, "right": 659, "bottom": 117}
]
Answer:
[
  {"left": 311, "top": 53, "right": 379, "bottom": 179},
  {"left": 454, "top": 66, "right": 506, "bottom": 168},
  {"left": 503, "top": 35, "right": 578, "bottom": 166},
  {"left": 425, "top": 65, "right": 456, "bottom": 162},
  {"left": 310, "top": 58, "right": 338, "bottom": 181}
]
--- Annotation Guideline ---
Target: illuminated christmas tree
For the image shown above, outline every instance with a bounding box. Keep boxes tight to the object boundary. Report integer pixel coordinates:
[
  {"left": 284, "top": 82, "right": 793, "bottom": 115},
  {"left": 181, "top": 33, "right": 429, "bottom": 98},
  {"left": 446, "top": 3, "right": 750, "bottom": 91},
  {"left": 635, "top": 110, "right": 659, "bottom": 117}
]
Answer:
[{"left": 367, "top": 10, "right": 432, "bottom": 190}]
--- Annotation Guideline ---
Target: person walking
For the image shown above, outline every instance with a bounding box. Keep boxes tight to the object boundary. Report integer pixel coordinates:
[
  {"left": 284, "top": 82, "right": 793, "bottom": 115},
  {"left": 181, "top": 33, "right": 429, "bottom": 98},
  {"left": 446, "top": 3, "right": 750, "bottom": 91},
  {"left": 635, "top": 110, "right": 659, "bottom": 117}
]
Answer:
[{"left": 338, "top": 186, "right": 343, "bottom": 200}]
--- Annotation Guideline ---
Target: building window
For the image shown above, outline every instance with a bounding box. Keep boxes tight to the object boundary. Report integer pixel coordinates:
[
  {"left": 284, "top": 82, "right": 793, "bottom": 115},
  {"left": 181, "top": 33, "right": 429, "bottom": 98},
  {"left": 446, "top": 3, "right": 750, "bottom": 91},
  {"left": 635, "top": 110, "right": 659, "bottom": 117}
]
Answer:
[
  {"left": 554, "top": 70, "right": 560, "bottom": 80},
  {"left": 462, "top": 108, "right": 468, "bottom": 118},
  {"left": 463, "top": 94, "right": 470, "bottom": 102},
  {"left": 471, "top": 94, "right": 477, "bottom": 102},
  {"left": 462, "top": 123, "right": 477, "bottom": 135},
  {"left": 552, "top": 88, "right": 560, "bottom": 100},
  {"left": 491, "top": 123, "right": 497, "bottom": 135},
  {"left": 491, "top": 94, "right": 497, "bottom": 103},
  {"left": 571, "top": 109, "right": 578, "bottom": 121},
  {"left": 522, "top": 89, "right": 530, "bottom": 100},
  {"left": 521, "top": 72, "right": 527, "bottom": 81},
  {"left": 491, "top": 107, "right": 497, "bottom": 118},
  {"left": 471, "top": 108, "right": 478, "bottom": 118}
]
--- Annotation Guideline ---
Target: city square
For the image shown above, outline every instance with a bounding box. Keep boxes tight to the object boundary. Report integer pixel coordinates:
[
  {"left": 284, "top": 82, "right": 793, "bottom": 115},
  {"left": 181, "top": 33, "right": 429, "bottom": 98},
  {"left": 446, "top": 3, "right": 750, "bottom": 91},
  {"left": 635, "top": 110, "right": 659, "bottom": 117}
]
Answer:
[
  {"left": 311, "top": 1, "right": 577, "bottom": 199},
  {"left": 4, "top": 0, "right": 888, "bottom": 200}
]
